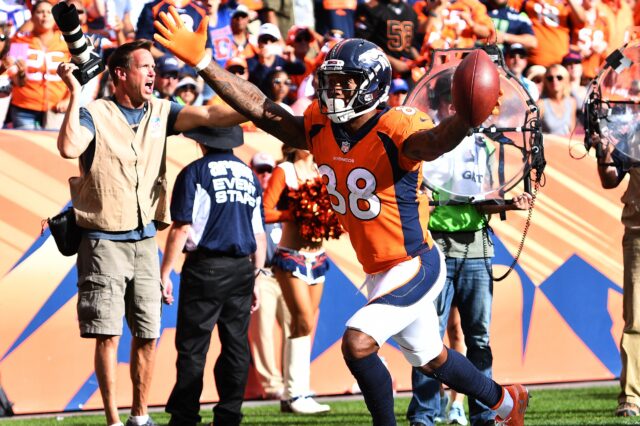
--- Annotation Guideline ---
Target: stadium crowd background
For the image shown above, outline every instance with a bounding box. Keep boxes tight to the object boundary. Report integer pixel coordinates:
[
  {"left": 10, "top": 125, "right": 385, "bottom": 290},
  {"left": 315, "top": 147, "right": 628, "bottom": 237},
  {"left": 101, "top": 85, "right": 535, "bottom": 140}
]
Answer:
[{"left": 0, "top": 0, "right": 635, "bottom": 136}]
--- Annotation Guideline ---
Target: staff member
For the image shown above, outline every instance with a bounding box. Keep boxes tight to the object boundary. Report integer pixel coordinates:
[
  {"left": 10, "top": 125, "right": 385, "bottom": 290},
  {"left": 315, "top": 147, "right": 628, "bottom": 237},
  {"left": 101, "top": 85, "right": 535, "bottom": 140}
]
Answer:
[{"left": 160, "top": 126, "right": 267, "bottom": 426}]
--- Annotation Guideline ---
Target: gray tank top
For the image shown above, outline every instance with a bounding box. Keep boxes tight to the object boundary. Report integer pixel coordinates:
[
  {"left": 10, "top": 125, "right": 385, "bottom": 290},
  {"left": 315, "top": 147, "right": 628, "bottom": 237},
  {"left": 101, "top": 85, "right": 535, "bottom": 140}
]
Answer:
[{"left": 541, "top": 97, "right": 573, "bottom": 135}]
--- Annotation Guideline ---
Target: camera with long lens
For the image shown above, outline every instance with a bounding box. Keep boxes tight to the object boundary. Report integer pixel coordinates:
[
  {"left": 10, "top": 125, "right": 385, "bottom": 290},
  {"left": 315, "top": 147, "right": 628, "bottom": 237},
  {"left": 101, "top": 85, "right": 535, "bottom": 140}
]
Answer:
[{"left": 52, "top": 1, "right": 105, "bottom": 85}]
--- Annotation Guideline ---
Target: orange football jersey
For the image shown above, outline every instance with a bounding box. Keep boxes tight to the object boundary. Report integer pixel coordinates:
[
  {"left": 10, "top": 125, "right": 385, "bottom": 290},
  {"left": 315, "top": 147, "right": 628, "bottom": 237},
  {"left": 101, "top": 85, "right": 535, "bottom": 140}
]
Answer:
[
  {"left": 304, "top": 102, "right": 434, "bottom": 274},
  {"left": 420, "top": 0, "right": 494, "bottom": 63},
  {"left": 524, "top": 0, "right": 575, "bottom": 66},
  {"left": 9, "top": 31, "right": 70, "bottom": 112}
]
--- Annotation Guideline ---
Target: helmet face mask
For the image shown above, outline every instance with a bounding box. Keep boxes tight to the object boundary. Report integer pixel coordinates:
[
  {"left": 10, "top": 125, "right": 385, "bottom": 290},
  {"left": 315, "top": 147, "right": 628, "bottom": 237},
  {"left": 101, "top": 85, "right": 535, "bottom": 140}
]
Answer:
[{"left": 317, "top": 39, "right": 391, "bottom": 124}]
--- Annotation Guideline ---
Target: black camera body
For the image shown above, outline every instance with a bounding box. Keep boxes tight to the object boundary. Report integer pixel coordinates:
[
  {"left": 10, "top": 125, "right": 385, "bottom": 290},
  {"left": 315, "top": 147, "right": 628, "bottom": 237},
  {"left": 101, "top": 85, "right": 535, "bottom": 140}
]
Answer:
[{"left": 52, "top": 1, "right": 105, "bottom": 85}]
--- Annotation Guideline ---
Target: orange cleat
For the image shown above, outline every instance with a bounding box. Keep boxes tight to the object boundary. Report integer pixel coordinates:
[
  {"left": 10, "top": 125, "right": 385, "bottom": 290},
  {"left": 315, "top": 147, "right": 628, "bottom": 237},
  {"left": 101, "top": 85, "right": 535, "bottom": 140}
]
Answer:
[{"left": 495, "top": 384, "right": 529, "bottom": 425}]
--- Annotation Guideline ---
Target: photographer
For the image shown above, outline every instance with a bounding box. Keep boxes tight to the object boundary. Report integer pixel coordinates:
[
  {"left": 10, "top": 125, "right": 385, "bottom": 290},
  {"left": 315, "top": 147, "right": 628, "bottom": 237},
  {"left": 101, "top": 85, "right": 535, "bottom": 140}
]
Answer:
[
  {"left": 56, "top": 39, "right": 245, "bottom": 426},
  {"left": 594, "top": 136, "right": 640, "bottom": 417}
]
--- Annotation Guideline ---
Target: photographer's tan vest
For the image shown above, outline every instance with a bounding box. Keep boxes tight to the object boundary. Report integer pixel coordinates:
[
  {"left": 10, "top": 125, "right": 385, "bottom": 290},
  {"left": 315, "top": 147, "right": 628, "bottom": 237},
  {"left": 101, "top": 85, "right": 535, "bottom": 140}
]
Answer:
[{"left": 70, "top": 97, "right": 172, "bottom": 231}]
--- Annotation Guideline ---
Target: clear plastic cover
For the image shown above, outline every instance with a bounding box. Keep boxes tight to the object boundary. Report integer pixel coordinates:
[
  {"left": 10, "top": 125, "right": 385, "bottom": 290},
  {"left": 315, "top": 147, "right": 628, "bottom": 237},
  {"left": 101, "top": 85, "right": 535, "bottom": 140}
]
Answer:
[
  {"left": 587, "top": 42, "right": 640, "bottom": 162},
  {"left": 405, "top": 50, "right": 538, "bottom": 203}
]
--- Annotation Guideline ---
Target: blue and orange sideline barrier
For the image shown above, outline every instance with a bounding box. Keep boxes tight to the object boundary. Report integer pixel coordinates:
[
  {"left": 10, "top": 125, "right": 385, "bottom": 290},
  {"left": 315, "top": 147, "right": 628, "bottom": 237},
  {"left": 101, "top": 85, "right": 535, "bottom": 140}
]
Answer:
[{"left": 0, "top": 131, "right": 627, "bottom": 414}]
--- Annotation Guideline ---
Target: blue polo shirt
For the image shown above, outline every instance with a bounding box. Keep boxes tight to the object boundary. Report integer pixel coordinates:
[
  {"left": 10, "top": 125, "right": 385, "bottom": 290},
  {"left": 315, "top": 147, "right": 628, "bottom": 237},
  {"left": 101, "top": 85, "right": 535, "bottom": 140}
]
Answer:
[{"left": 171, "top": 151, "right": 265, "bottom": 257}]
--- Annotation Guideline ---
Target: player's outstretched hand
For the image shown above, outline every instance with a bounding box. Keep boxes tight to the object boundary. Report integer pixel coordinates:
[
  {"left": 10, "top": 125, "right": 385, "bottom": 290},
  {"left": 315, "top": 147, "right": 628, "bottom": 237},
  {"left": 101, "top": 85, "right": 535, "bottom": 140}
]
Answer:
[{"left": 154, "top": 6, "right": 209, "bottom": 68}]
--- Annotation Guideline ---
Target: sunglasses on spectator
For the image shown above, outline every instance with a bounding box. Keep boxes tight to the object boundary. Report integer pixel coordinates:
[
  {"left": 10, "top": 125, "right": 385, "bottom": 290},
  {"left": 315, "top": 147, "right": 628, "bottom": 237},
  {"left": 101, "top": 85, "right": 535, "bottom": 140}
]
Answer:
[
  {"left": 254, "top": 165, "right": 273, "bottom": 174},
  {"left": 508, "top": 52, "right": 527, "bottom": 59},
  {"left": 273, "top": 78, "right": 292, "bottom": 85},
  {"left": 546, "top": 74, "right": 564, "bottom": 82},
  {"left": 228, "top": 66, "right": 246, "bottom": 75},
  {"left": 258, "top": 35, "right": 278, "bottom": 44},
  {"left": 161, "top": 72, "right": 179, "bottom": 80},
  {"left": 179, "top": 85, "right": 197, "bottom": 92},
  {"left": 531, "top": 77, "right": 543, "bottom": 84}
]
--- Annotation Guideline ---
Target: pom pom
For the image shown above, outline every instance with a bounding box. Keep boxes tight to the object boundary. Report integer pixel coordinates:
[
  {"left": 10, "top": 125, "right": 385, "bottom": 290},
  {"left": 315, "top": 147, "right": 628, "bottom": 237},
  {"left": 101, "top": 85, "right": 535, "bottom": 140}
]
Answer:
[{"left": 288, "top": 177, "right": 345, "bottom": 242}]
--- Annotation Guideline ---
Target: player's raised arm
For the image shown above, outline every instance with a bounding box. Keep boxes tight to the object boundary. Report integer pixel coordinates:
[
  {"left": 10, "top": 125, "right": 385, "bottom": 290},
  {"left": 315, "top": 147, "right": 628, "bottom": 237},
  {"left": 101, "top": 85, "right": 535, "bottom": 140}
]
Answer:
[
  {"left": 403, "top": 50, "right": 500, "bottom": 161},
  {"left": 153, "top": 6, "right": 307, "bottom": 149}
]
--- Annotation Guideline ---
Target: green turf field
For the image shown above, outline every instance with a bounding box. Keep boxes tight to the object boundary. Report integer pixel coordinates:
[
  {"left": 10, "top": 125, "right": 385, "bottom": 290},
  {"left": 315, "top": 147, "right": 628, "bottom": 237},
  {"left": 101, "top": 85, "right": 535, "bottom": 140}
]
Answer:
[{"left": 0, "top": 385, "right": 637, "bottom": 425}]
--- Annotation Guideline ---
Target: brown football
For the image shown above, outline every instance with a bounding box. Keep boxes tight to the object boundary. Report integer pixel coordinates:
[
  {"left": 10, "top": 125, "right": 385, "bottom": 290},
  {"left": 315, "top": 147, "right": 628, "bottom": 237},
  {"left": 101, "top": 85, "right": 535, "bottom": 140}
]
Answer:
[{"left": 451, "top": 49, "right": 500, "bottom": 127}]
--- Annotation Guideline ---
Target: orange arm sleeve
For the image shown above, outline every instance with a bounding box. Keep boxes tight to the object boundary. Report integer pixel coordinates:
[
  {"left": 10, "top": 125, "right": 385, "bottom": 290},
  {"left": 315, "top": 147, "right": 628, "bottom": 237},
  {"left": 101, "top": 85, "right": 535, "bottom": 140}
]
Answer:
[{"left": 263, "top": 166, "right": 295, "bottom": 223}]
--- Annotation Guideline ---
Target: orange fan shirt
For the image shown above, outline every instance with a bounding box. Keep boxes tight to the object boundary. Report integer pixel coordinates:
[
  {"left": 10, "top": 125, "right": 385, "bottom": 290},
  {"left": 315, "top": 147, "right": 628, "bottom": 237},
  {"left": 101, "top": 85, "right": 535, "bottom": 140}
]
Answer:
[
  {"left": 10, "top": 30, "right": 70, "bottom": 112},
  {"left": 571, "top": 5, "right": 610, "bottom": 79},
  {"left": 601, "top": 0, "right": 633, "bottom": 53},
  {"left": 420, "top": 0, "right": 494, "bottom": 60},
  {"left": 303, "top": 102, "right": 434, "bottom": 274},
  {"left": 523, "top": 0, "right": 574, "bottom": 66}
]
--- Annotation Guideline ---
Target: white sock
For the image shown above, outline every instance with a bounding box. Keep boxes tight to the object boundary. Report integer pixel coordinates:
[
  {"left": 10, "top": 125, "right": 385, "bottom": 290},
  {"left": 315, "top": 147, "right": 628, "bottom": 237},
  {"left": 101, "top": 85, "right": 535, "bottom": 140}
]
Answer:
[
  {"left": 109, "top": 423, "right": 124, "bottom": 426},
  {"left": 495, "top": 388, "right": 514, "bottom": 419},
  {"left": 128, "top": 414, "right": 149, "bottom": 425}
]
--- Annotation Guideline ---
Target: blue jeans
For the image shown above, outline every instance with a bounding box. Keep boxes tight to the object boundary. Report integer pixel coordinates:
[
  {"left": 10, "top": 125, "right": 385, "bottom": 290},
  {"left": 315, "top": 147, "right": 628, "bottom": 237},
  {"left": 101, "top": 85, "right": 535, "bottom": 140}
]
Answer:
[
  {"left": 407, "top": 256, "right": 494, "bottom": 426},
  {"left": 9, "top": 105, "right": 43, "bottom": 130}
]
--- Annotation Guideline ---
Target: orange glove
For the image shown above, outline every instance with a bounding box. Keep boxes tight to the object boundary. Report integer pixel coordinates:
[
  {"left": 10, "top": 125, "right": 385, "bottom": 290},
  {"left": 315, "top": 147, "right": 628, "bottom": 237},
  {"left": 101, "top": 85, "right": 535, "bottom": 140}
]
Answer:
[{"left": 154, "top": 6, "right": 210, "bottom": 70}]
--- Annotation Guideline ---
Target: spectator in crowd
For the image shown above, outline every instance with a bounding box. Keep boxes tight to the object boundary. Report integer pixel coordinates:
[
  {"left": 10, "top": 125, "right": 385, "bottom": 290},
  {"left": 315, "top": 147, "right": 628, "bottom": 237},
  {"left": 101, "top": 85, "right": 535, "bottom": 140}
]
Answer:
[
  {"left": 411, "top": 0, "right": 493, "bottom": 78},
  {"left": 504, "top": 43, "right": 539, "bottom": 101},
  {"left": 388, "top": 78, "right": 409, "bottom": 107},
  {"left": 174, "top": 76, "right": 201, "bottom": 106},
  {"left": 260, "top": 0, "right": 294, "bottom": 43},
  {"left": 263, "top": 68, "right": 293, "bottom": 111},
  {"left": 538, "top": 63, "right": 577, "bottom": 137},
  {"left": 602, "top": 0, "right": 632, "bottom": 56},
  {"left": 229, "top": 5, "right": 257, "bottom": 60},
  {"left": 55, "top": 39, "right": 246, "bottom": 426},
  {"left": 408, "top": 73, "right": 532, "bottom": 426},
  {"left": 8, "top": 0, "right": 70, "bottom": 130},
  {"left": 522, "top": 0, "right": 585, "bottom": 67},
  {"left": 570, "top": 0, "right": 609, "bottom": 81},
  {"left": 203, "top": 0, "right": 235, "bottom": 69},
  {"left": 525, "top": 64, "right": 547, "bottom": 101},
  {"left": 561, "top": 50, "right": 586, "bottom": 130},
  {"left": 136, "top": 0, "right": 212, "bottom": 59},
  {"left": 109, "top": 0, "right": 136, "bottom": 42},
  {"left": 161, "top": 125, "right": 266, "bottom": 426},
  {"left": 562, "top": 50, "right": 587, "bottom": 109},
  {"left": 593, "top": 135, "right": 640, "bottom": 418},
  {"left": 315, "top": 0, "right": 357, "bottom": 38},
  {"left": 484, "top": 0, "right": 537, "bottom": 51},
  {"left": 247, "top": 23, "right": 305, "bottom": 91},
  {"left": 286, "top": 25, "right": 321, "bottom": 100},
  {"left": 0, "top": 19, "right": 13, "bottom": 124},
  {"left": 0, "top": 0, "right": 31, "bottom": 37},
  {"left": 263, "top": 145, "right": 331, "bottom": 414},
  {"left": 355, "top": 0, "right": 420, "bottom": 76},
  {"left": 249, "top": 151, "right": 291, "bottom": 401},
  {"left": 153, "top": 54, "right": 180, "bottom": 101}
]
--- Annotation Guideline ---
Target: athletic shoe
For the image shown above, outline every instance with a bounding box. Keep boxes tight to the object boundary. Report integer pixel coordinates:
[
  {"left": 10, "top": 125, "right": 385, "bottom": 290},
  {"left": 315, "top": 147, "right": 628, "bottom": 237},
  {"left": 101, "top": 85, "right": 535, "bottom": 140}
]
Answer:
[
  {"left": 125, "top": 416, "right": 157, "bottom": 426},
  {"left": 616, "top": 402, "right": 640, "bottom": 417},
  {"left": 495, "top": 384, "right": 529, "bottom": 426},
  {"left": 281, "top": 396, "right": 331, "bottom": 414},
  {"left": 448, "top": 401, "right": 468, "bottom": 425},
  {"left": 435, "top": 392, "right": 449, "bottom": 422}
]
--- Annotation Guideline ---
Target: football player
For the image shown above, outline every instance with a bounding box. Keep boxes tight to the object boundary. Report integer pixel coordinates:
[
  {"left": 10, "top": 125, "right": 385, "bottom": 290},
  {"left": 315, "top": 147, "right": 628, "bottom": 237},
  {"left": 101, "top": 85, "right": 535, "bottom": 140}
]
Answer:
[{"left": 154, "top": 7, "right": 529, "bottom": 426}]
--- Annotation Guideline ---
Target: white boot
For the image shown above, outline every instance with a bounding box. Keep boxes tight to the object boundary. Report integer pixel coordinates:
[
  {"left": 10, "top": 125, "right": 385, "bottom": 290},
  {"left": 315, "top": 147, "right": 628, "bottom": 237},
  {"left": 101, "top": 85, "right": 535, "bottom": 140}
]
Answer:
[{"left": 281, "top": 335, "right": 330, "bottom": 414}]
